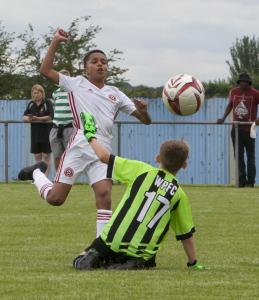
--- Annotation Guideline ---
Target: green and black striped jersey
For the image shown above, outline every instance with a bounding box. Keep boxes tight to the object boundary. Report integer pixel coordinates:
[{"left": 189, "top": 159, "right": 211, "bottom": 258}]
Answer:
[
  {"left": 100, "top": 155, "right": 195, "bottom": 261},
  {"left": 52, "top": 88, "right": 73, "bottom": 126}
]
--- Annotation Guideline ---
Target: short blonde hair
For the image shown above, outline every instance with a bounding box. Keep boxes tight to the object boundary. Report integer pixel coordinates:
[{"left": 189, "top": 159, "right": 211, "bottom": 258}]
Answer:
[
  {"left": 31, "top": 84, "right": 45, "bottom": 100},
  {"left": 160, "top": 140, "right": 189, "bottom": 173}
]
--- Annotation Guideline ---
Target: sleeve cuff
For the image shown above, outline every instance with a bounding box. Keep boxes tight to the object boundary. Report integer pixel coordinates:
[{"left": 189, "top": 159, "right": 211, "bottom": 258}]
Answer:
[
  {"left": 107, "top": 154, "right": 115, "bottom": 179},
  {"left": 176, "top": 227, "right": 196, "bottom": 241}
]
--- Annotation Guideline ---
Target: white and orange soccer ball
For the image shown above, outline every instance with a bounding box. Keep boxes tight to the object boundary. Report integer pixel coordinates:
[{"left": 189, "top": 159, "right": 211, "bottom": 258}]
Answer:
[{"left": 162, "top": 74, "right": 205, "bottom": 116}]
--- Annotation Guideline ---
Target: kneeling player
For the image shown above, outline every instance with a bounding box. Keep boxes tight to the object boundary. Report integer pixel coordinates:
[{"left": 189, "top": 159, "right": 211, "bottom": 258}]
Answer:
[{"left": 73, "top": 112, "right": 203, "bottom": 271}]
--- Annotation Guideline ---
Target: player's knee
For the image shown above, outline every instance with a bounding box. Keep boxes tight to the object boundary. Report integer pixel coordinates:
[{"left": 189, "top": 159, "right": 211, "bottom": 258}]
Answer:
[
  {"left": 97, "top": 188, "right": 111, "bottom": 199},
  {"left": 47, "top": 197, "right": 65, "bottom": 206},
  {"left": 46, "top": 192, "right": 66, "bottom": 206},
  {"left": 95, "top": 190, "right": 111, "bottom": 208}
]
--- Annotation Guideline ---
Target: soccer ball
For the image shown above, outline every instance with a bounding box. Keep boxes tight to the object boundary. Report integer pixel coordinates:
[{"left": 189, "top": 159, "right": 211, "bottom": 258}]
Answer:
[{"left": 162, "top": 74, "right": 205, "bottom": 116}]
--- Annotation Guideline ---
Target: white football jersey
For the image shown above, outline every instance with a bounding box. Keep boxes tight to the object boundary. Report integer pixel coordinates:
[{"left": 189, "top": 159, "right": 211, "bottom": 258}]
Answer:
[{"left": 59, "top": 74, "right": 136, "bottom": 140}]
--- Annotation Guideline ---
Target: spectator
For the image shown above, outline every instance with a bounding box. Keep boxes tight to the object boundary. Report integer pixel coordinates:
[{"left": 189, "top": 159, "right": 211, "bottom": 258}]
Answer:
[
  {"left": 23, "top": 84, "right": 54, "bottom": 177},
  {"left": 217, "top": 73, "right": 259, "bottom": 187},
  {"left": 50, "top": 69, "right": 74, "bottom": 170}
]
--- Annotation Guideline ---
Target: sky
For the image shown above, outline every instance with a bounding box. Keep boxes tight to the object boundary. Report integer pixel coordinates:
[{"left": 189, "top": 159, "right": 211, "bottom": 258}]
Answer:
[{"left": 1, "top": 0, "right": 259, "bottom": 87}]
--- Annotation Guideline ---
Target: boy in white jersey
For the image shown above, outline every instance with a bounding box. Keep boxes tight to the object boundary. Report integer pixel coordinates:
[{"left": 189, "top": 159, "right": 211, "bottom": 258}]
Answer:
[{"left": 18, "top": 29, "right": 152, "bottom": 237}]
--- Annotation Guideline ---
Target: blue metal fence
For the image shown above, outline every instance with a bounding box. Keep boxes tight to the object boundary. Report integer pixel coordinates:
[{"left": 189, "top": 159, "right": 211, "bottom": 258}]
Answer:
[
  {"left": 1, "top": 97, "right": 256, "bottom": 184},
  {"left": 115, "top": 97, "right": 231, "bottom": 184},
  {"left": 0, "top": 100, "right": 31, "bottom": 181}
]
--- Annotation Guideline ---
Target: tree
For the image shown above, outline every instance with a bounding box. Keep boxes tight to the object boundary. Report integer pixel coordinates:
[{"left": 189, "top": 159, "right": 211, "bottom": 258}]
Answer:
[
  {"left": 105, "top": 49, "right": 128, "bottom": 85},
  {"left": 226, "top": 36, "right": 259, "bottom": 85},
  {"left": 0, "top": 16, "right": 130, "bottom": 99},
  {"left": 41, "top": 16, "right": 101, "bottom": 76},
  {"left": 120, "top": 84, "right": 163, "bottom": 98},
  {"left": 0, "top": 22, "right": 18, "bottom": 99},
  {"left": 0, "top": 21, "right": 15, "bottom": 74},
  {"left": 4, "top": 16, "right": 130, "bottom": 99},
  {"left": 16, "top": 23, "right": 43, "bottom": 76},
  {"left": 17, "top": 17, "right": 128, "bottom": 84},
  {"left": 203, "top": 79, "right": 230, "bottom": 98},
  {"left": 43, "top": 17, "right": 128, "bottom": 83}
]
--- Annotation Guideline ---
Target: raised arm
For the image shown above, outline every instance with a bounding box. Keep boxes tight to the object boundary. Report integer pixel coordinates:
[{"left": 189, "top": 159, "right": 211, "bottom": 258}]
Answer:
[
  {"left": 40, "top": 29, "right": 69, "bottom": 85},
  {"left": 131, "top": 99, "right": 152, "bottom": 125}
]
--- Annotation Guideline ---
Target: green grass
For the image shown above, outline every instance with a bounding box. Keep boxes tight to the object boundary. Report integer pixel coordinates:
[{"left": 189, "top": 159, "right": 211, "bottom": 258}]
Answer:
[{"left": 0, "top": 183, "right": 259, "bottom": 299}]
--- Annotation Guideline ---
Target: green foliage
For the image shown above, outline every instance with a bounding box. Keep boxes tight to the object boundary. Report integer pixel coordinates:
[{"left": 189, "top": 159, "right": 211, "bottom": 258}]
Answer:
[
  {"left": 118, "top": 84, "right": 163, "bottom": 98},
  {"left": 41, "top": 16, "right": 101, "bottom": 76},
  {"left": 0, "top": 17, "right": 129, "bottom": 99},
  {"left": 0, "top": 22, "right": 15, "bottom": 74},
  {"left": 203, "top": 79, "right": 231, "bottom": 98},
  {"left": 106, "top": 49, "right": 129, "bottom": 84},
  {"left": 16, "top": 24, "right": 43, "bottom": 76},
  {"left": 0, "top": 73, "right": 56, "bottom": 100},
  {"left": 2, "top": 22, "right": 259, "bottom": 100},
  {"left": 1, "top": 184, "right": 259, "bottom": 299},
  {"left": 119, "top": 80, "right": 231, "bottom": 99},
  {"left": 226, "top": 36, "right": 259, "bottom": 84}
]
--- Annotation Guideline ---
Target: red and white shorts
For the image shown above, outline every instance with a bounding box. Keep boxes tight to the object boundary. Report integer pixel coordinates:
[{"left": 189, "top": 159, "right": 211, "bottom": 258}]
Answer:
[{"left": 55, "top": 130, "right": 112, "bottom": 186}]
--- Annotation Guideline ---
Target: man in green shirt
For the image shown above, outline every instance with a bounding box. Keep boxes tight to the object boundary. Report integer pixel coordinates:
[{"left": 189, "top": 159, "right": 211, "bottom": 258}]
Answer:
[
  {"left": 49, "top": 69, "right": 74, "bottom": 170},
  {"left": 73, "top": 112, "right": 203, "bottom": 270}
]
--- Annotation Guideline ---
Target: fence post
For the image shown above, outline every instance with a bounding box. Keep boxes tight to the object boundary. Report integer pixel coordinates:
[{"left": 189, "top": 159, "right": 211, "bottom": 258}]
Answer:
[
  {"left": 234, "top": 123, "right": 239, "bottom": 187},
  {"left": 4, "top": 122, "right": 9, "bottom": 183},
  {"left": 117, "top": 122, "right": 121, "bottom": 157}
]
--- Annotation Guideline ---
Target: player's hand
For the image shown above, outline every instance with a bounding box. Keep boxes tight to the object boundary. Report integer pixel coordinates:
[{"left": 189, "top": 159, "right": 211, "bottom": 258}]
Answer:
[
  {"left": 54, "top": 29, "right": 69, "bottom": 42},
  {"left": 80, "top": 112, "right": 97, "bottom": 142},
  {"left": 187, "top": 260, "right": 204, "bottom": 270},
  {"left": 133, "top": 99, "right": 148, "bottom": 114},
  {"left": 217, "top": 118, "right": 224, "bottom": 124}
]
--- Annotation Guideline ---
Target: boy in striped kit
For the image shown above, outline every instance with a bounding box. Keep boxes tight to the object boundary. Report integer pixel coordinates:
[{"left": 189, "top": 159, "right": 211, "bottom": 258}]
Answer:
[
  {"left": 73, "top": 112, "right": 203, "bottom": 270},
  {"left": 18, "top": 29, "right": 151, "bottom": 238},
  {"left": 50, "top": 69, "right": 74, "bottom": 170}
]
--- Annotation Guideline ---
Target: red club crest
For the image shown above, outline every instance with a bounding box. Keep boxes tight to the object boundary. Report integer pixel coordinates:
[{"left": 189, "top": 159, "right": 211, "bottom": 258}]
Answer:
[
  {"left": 64, "top": 167, "right": 74, "bottom": 177},
  {"left": 108, "top": 94, "right": 116, "bottom": 102}
]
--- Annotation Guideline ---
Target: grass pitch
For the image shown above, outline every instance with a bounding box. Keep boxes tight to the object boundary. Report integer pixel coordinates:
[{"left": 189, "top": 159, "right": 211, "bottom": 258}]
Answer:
[{"left": 0, "top": 183, "right": 259, "bottom": 300}]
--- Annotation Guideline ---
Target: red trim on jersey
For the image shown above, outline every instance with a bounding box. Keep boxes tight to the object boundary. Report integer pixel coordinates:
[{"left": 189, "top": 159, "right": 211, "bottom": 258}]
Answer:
[
  {"left": 68, "top": 92, "right": 81, "bottom": 129},
  {"left": 55, "top": 129, "right": 78, "bottom": 183}
]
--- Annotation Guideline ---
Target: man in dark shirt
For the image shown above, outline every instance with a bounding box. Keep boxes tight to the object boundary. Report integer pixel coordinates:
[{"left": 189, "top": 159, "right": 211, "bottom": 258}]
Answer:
[{"left": 217, "top": 73, "right": 259, "bottom": 187}]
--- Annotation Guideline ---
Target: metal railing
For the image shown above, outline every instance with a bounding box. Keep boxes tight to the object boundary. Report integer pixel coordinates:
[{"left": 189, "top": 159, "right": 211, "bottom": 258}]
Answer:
[{"left": 0, "top": 120, "right": 254, "bottom": 185}]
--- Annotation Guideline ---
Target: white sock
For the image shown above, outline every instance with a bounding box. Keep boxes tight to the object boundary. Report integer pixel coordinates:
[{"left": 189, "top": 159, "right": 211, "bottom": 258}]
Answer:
[
  {"left": 33, "top": 169, "right": 53, "bottom": 200},
  {"left": 96, "top": 209, "right": 112, "bottom": 237}
]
